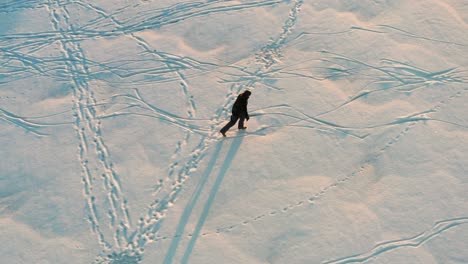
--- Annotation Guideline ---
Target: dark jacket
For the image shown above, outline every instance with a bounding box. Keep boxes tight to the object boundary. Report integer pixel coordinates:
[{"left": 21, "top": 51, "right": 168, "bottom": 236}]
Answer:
[{"left": 232, "top": 93, "right": 249, "bottom": 118}]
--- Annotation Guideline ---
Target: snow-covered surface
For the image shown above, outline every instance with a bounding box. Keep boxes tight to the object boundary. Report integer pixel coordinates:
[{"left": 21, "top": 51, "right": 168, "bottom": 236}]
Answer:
[{"left": 1, "top": 0, "right": 468, "bottom": 263}]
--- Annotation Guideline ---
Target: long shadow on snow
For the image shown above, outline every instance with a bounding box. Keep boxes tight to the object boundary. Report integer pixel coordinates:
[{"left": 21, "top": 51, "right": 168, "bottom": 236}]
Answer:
[
  {"left": 170, "top": 136, "right": 242, "bottom": 264},
  {"left": 162, "top": 140, "right": 224, "bottom": 264}
]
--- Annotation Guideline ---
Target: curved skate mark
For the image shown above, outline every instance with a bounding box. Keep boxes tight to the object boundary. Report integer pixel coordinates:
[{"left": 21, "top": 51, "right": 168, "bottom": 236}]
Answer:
[
  {"left": 280, "top": 47, "right": 466, "bottom": 102},
  {"left": 252, "top": 105, "right": 448, "bottom": 137},
  {"left": 0, "top": 0, "right": 47, "bottom": 12},
  {"left": 312, "top": 54, "right": 467, "bottom": 118},
  {"left": 0, "top": 107, "right": 72, "bottom": 136},
  {"left": 73, "top": 0, "right": 125, "bottom": 29},
  {"left": 377, "top": 24, "right": 468, "bottom": 47},
  {"left": 248, "top": 109, "right": 367, "bottom": 139},
  {"left": 285, "top": 28, "right": 354, "bottom": 50},
  {"left": 132, "top": 37, "right": 217, "bottom": 72},
  {"left": 380, "top": 59, "right": 467, "bottom": 86},
  {"left": 78, "top": 0, "right": 225, "bottom": 32},
  {"left": 72, "top": 0, "right": 283, "bottom": 36},
  {"left": 266, "top": 56, "right": 361, "bottom": 82},
  {"left": 105, "top": 89, "right": 209, "bottom": 135},
  {"left": 324, "top": 217, "right": 468, "bottom": 264},
  {"left": 0, "top": 22, "right": 242, "bottom": 89},
  {"left": 120, "top": 0, "right": 283, "bottom": 34},
  {"left": 287, "top": 24, "right": 468, "bottom": 50},
  {"left": 321, "top": 50, "right": 406, "bottom": 84},
  {"left": 73, "top": 1, "right": 133, "bottom": 33},
  {"left": 0, "top": 0, "right": 284, "bottom": 57},
  {"left": 285, "top": 26, "right": 385, "bottom": 51},
  {"left": 1, "top": 49, "right": 64, "bottom": 81},
  {"left": 349, "top": 26, "right": 386, "bottom": 34},
  {"left": 88, "top": 62, "right": 230, "bottom": 87}
]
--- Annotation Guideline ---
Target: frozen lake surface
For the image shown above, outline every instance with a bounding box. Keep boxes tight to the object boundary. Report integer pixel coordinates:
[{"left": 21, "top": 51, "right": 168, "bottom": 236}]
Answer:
[{"left": 1, "top": 0, "right": 467, "bottom": 263}]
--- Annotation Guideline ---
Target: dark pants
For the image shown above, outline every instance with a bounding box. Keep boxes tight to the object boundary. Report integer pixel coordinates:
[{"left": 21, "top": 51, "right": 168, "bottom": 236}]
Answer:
[{"left": 220, "top": 114, "right": 245, "bottom": 134}]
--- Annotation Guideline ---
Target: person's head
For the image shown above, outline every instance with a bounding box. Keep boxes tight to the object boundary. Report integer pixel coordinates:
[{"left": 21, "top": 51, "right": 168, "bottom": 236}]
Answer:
[{"left": 243, "top": 90, "right": 251, "bottom": 97}]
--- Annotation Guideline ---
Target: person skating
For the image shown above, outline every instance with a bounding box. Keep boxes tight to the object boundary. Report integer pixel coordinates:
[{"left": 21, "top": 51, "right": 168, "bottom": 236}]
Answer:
[{"left": 220, "top": 90, "right": 251, "bottom": 137}]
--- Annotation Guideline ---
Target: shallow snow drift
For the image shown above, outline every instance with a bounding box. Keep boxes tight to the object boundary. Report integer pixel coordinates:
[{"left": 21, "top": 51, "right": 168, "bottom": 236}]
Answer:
[{"left": 1, "top": 0, "right": 467, "bottom": 263}]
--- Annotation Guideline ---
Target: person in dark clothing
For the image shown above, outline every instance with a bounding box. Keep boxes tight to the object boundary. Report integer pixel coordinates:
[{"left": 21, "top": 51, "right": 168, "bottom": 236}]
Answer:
[{"left": 220, "top": 90, "right": 251, "bottom": 137}]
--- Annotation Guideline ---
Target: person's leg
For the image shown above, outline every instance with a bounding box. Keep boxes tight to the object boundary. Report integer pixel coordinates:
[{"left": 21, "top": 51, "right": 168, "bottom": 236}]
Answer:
[
  {"left": 238, "top": 115, "right": 246, "bottom": 129},
  {"left": 220, "top": 115, "right": 239, "bottom": 134}
]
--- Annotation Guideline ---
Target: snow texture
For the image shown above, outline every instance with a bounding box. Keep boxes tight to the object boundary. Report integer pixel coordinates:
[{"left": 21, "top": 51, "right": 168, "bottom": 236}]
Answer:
[{"left": 1, "top": 0, "right": 467, "bottom": 263}]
